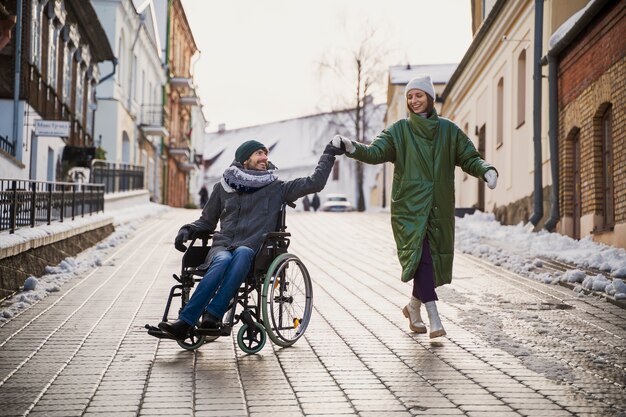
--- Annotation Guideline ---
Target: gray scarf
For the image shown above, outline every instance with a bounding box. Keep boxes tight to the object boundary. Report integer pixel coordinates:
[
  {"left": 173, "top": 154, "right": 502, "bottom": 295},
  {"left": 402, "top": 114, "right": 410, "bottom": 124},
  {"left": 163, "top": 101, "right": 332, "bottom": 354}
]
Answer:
[{"left": 221, "top": 161, "right": 278, "bottom": 193}]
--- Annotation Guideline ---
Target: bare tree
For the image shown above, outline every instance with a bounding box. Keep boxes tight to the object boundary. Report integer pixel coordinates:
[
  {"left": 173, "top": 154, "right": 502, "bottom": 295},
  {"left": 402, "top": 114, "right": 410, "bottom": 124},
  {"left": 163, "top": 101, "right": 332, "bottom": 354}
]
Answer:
[{"left": 317, "top": 23, "right": 391, "bottom": 211}]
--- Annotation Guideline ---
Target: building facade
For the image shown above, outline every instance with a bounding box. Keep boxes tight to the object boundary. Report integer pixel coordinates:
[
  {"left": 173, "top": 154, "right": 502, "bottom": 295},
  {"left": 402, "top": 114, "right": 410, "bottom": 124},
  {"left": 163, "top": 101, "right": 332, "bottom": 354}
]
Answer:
[
  {"left": 440, "top": 0, "right": 588, "bottom": 227},
  {"left": 0, "top": 0, "right": 114, "bottom": 181},
  {"left": 92, "top": 0, "right": 167, "bottom": 203},
  {"left": 549, "top": 0, "right": 625, "bottom": 248},
  {"left": 162, "top": 0, "right": 199, "bottom": 208}
]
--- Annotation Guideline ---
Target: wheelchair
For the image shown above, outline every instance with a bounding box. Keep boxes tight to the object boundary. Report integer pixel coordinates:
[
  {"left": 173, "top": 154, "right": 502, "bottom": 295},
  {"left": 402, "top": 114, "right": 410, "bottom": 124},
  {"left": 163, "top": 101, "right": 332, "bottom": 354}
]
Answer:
[{"left": 145, "top": 202, "right": 313, "bottom": 354}]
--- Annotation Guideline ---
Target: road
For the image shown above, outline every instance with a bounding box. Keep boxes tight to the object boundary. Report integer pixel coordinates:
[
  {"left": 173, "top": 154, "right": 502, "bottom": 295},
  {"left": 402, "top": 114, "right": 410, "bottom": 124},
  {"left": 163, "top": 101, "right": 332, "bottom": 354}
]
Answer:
[{"left": 0, "top": 209, "right": 625, "bottom": 416}]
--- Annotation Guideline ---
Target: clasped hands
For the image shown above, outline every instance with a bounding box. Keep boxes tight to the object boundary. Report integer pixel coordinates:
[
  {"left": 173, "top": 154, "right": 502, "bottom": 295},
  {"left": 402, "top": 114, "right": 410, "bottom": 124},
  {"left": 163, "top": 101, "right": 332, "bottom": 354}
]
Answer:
[{"left": 324, "top": 135, "right": 355, "bottom": 156}]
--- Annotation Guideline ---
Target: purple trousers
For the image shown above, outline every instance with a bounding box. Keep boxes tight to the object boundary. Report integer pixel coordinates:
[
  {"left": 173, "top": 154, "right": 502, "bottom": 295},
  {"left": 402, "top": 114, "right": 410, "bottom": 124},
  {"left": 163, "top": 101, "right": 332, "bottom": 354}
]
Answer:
[{"left": 412, "top": 237, "right": 438, "bottom": 303}]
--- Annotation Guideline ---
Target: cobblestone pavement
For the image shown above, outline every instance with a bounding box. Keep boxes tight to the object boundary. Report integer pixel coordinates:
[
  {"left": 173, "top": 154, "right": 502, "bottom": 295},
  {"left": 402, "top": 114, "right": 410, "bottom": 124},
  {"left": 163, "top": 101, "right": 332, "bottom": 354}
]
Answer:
[{"left": 1, "top": 209, "right": 625, "bottom": 417}]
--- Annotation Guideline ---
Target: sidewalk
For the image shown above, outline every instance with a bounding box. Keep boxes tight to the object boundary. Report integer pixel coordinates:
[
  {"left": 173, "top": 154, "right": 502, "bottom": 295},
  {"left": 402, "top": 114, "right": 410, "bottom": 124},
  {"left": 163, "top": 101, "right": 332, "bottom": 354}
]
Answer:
[{"left": 0, "top": 210, "right": 625, "bottom": 416}]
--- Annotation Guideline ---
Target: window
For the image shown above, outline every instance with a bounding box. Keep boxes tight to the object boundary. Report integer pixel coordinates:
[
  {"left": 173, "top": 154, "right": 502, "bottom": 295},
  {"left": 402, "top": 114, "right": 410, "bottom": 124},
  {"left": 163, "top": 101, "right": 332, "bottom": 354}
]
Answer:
[
  {"left": 63, "top": 42, "right": 74, "bottom": 100},
  {"left": 48, "top": 22, "right": 59, "bottom": 89},
  {"left": 30, "top": 2, "right": 42, "bottom": 67},
  {"left": 132, "top": 54, "right": 138, "bottom": 102},
  {"left": 517, "top": 49, "right": 526, "bottom": 127},
  {"left": 118, "top": 34, "right": 125, "bottom": 90},
  {"left": 601, "top": 105, "right": 614, "bottom": 229},
  {"left": 86, "top": 81, "right": 94, "bottom": 134},
  {"left": 75, "top": 66, "right": 84, "bottom": 121},
  {"left": 496, "top": 77, "right": 504, "bottom": 148}
]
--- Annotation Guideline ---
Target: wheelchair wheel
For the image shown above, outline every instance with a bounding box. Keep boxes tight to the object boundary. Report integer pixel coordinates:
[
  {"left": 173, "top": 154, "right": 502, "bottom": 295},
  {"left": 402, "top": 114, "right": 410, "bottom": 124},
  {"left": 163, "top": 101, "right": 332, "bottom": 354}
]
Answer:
[
  {"left": 177, "top": 333, "right": 206, "bottom": 351},
  {"left": 262, "top": 253, "right": 313, "bottom": 347},
  {"left": 237, "top": 322, "right": 266, "bottom": 354}
]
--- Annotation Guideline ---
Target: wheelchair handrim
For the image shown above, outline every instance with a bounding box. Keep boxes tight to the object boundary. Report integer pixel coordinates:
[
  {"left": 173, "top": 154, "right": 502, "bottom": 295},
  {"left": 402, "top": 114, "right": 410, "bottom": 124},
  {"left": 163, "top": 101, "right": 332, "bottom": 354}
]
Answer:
[{"left": 261, "top": 253, "right": 313, "bottom": 347}]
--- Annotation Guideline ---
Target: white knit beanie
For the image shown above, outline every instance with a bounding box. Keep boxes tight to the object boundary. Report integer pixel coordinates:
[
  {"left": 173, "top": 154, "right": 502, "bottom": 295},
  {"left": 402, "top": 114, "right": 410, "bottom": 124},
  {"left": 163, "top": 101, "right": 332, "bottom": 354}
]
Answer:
[{"left": 404, "top": 74, "right": 435, "bottom": 100}]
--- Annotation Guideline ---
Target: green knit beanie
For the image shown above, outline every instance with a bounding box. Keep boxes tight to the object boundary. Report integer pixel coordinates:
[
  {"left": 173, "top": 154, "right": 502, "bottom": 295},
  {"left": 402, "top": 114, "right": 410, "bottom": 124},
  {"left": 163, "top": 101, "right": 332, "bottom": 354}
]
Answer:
[{"left": 235, "top": 140, "right": 267, "bottom": 163}]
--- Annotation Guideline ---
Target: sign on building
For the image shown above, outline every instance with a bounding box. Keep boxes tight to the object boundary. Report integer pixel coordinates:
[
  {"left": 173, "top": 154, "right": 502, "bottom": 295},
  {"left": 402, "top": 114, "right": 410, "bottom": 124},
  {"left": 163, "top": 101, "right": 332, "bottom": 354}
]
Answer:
[{"left": 34, "top": 120, "right": 71, "bottom": 137}]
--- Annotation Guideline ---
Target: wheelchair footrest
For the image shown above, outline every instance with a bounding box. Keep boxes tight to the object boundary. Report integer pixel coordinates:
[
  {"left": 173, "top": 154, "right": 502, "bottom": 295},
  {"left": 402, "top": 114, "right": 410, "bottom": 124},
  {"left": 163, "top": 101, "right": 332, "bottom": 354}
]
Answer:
[
  {"left": 145, "top": 324, "right": 176, "bottom": 339},
  {"left": 195, "top": 325, "right": 232, "bottom": 337}
]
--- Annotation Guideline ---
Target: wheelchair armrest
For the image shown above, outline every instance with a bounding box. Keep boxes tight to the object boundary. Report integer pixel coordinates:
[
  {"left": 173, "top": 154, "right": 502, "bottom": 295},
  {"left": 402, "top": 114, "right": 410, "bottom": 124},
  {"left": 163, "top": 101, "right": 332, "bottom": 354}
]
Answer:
[
  {"left": 263, "top": 232, "right": 291, "bottom": 240},
  {"left": 191, "top": 230, "right": 213, "bottom": 240}
]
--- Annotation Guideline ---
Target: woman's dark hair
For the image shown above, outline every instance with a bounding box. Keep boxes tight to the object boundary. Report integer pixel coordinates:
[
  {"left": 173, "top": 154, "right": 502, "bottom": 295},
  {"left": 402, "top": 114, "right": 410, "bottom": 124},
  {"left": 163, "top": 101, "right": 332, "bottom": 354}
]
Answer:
[{"left": 425, "top": 94, "right": 435, "bottom": 115}]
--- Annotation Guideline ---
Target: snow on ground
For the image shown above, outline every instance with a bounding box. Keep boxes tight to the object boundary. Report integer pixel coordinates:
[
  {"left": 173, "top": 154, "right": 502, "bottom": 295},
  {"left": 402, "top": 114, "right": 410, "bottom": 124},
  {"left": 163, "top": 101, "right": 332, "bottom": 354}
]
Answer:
[
  {"left": 0, "top": 203, "right": 170, "bottom": 324},
  {"left": 455, "top": 211, "right": 626, "bottom": 300}
]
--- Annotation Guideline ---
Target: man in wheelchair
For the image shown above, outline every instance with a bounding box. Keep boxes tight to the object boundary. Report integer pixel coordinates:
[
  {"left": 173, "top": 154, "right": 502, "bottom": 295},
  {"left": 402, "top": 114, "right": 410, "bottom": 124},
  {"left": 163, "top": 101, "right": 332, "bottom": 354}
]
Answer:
[{"left": 157, "top": 139, "right": 344, "bottom": 341}]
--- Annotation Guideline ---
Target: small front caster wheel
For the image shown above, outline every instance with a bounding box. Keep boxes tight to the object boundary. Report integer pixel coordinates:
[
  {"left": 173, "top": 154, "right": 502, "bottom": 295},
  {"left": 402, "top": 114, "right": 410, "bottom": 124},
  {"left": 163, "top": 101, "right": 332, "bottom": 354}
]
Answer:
[{"left": 237, "top": 322, "right": 267, "bottom": 354}]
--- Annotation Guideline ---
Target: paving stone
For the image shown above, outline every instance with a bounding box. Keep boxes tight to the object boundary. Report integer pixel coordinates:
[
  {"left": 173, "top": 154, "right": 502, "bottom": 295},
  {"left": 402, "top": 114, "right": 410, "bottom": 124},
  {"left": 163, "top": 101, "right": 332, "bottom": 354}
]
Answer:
[{"left": 1, "top": 212, "right": 625, "bottom": 416}]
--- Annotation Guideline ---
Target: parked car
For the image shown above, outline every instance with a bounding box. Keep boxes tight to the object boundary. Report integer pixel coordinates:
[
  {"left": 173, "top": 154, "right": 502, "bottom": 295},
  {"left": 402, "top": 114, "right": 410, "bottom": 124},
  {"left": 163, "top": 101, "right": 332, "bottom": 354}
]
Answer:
[{"left": 321, "top": 194, "right": 353, "bottom": 212}]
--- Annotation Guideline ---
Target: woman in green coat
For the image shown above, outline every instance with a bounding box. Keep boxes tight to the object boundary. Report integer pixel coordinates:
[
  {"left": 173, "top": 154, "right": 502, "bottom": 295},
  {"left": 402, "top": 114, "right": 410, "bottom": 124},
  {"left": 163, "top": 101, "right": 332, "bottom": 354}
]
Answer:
[{"left": 332, "top": 74, "right": 498, "bottom": 338}]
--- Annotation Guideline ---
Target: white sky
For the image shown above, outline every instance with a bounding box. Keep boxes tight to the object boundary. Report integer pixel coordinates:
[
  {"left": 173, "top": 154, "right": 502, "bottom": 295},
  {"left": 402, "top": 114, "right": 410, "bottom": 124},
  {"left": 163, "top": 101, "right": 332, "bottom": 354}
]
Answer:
[{"left": 180, "top": 0, "right": 473, "bottom": 132}]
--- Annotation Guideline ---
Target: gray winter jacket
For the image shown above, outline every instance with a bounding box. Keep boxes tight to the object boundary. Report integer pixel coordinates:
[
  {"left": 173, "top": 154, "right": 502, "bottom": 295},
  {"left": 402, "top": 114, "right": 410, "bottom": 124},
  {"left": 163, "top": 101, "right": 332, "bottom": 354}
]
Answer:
[{"left": 181, "top": 153, "right": 335, "bottom": 269}]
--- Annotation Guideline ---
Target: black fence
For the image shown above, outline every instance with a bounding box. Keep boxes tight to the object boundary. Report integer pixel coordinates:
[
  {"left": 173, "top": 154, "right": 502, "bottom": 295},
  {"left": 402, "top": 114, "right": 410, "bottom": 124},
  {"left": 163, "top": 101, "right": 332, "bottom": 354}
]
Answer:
[
  {"left": 0, "top": 135, "right": 15, "bottom": 156},
  {"left": 90, "top": 160, "right": 144, "bottom": 194},
  {"left": 0, "top": 179, "right": 105, "bottom": 234}
]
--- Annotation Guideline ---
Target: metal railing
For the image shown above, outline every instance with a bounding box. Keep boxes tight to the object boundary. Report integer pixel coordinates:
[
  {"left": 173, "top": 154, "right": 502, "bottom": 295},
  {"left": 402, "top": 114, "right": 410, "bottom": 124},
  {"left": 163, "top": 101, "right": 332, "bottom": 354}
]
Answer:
[
  {"left": 0, "top": 135, "right": 15, "bottom": 156},
  {"left": 90, "top": 160, "right": 144, "bottom": 194},
  {"left": 0, "top": 179, "right": 105, "bottom": 234}
]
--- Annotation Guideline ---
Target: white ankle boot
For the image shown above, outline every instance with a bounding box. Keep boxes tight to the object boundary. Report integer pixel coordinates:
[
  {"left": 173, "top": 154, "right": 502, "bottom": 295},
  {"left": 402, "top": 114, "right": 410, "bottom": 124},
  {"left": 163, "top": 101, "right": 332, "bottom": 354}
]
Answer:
[
  {"left": 402, "top": 296, "right": 427, "bottom": 333},
  {"left": 424, "top": 301, "right": 447, "bottom": 338}
]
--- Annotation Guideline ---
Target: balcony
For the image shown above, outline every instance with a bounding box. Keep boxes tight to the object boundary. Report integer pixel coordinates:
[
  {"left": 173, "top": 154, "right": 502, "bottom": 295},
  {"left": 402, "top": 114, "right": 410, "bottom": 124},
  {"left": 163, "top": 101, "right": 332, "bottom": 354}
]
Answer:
[
  {"left": 139, "top": 105, "right": 169, "bottom": 137},
  {"left": 169, "top": 77, "right": 192, "bottom": 89},
  {"left": 177, "top": 161, "right": 196, "bottom": 172},
  {"left": 179, "top": 95, "right": 201, "bottom": 106},
  {"left": 169, "top": 146, "right": 191, "bottom": 159}
]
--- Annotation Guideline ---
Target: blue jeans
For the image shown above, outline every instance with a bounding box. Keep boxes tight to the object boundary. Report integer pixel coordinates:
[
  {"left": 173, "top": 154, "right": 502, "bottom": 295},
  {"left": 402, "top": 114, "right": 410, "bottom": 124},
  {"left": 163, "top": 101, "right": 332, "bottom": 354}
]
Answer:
[{"left": 179, "top": 246, "right": 255, "bottom": 326}]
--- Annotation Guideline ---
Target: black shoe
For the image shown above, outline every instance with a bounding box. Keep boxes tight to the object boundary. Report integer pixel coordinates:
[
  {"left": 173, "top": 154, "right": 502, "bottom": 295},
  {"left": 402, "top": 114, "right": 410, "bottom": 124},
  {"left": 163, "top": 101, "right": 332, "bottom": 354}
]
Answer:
[
  {"left": 158, "top": 319, "right": 192, "bottom": 340},
  {"left": 199, "top": 313, "right": 220, "bottom": 330}
]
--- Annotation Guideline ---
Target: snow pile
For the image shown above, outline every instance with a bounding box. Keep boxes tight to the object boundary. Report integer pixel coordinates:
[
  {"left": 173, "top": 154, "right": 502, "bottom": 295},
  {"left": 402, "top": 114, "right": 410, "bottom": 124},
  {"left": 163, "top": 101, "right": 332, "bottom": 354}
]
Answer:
[
  {"left": 456, "top": 211, "right": 626, "bottom": 299},
  {"left": 0, "top": 203, "right": 169, "bottom": 324}
]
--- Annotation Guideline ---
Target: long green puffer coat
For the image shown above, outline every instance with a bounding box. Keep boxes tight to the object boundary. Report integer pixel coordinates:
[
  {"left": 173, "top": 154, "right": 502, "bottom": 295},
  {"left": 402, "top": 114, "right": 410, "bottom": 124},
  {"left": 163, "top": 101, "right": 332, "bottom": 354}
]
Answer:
[{"left": 349, "top": 109, "right": 496, "bottom": 285}]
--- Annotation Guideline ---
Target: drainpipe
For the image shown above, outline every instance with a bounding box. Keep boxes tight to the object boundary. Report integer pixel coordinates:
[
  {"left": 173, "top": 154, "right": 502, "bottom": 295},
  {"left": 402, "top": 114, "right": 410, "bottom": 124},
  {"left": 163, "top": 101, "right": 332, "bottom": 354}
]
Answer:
[
  {"left": 97, "top": 57, "right": 118, "bottom": 85},
  {"left": 528, "top": 0, "right": 544, "bottom": 227},
  {"left": 543, "top": 53, "right": 559, "bottom": 231},
  {"left": 12, "top": 0, "right": 22, "bottom": 161}
]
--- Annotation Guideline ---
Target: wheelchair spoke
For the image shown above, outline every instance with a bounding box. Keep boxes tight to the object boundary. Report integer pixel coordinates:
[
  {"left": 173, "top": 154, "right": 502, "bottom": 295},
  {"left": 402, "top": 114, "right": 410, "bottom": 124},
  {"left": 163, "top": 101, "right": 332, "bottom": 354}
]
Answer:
[{"left": 263, "top": 254, "right": 313, "bottom": 346}]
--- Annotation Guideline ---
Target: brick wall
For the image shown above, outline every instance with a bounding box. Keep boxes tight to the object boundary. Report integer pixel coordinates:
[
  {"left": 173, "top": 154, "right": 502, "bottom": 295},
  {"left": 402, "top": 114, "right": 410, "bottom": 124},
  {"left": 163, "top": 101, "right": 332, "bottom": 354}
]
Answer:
[
  {"left": 558, "top": 2, "right": 625, "bottom": 107},
  {"left": 558, "top": 1, "right": 625, "bottom": 247}
]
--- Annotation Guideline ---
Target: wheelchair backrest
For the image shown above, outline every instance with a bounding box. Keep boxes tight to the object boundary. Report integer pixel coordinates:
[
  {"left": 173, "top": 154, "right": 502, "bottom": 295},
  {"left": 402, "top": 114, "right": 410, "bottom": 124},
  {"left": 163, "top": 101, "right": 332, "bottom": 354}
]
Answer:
[{"left": 252, "top": 201, "right": 294, "bottom": 273}]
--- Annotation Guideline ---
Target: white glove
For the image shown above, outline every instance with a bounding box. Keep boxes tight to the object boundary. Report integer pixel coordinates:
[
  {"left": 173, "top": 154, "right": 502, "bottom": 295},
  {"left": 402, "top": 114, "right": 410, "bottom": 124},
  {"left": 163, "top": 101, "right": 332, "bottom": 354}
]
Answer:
[
  {"left": 331, "top": 135, "right": 355, "bottom": 154},
  {"left": 484, "top": 170, "right": 498, "bottom": 190}
]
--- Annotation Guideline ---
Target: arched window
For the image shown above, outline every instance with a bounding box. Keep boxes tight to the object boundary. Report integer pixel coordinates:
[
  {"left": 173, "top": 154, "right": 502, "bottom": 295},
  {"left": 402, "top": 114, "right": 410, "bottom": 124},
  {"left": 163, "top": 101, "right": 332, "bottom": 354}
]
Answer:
[
  {"left": 517, "top": 49, "right": 526, "bottom": 127},
  {"left": 600, "top": 105, "right": 614, "bottom": 229},
  {"left": 496, "top": 77, "right": 504, "bottom": 148}
]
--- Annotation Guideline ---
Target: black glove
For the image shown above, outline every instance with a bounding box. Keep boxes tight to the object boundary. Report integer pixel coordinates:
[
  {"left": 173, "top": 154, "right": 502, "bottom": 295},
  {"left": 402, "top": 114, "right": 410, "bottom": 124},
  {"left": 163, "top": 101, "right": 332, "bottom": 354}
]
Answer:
[
  {"left": 175, "top": 228, "right": 190, "bottom": 252},
  {"left": 323, "top": 141, "right": 345, "bottom": 156}
]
